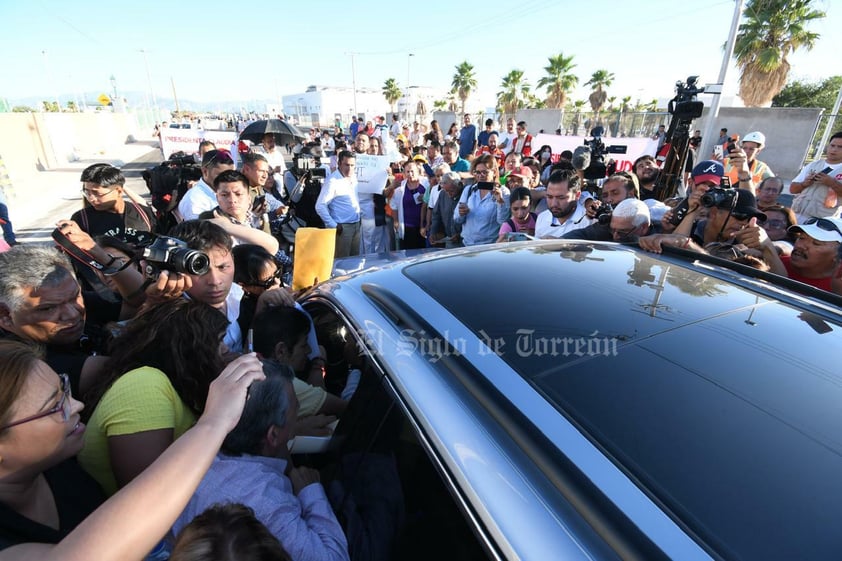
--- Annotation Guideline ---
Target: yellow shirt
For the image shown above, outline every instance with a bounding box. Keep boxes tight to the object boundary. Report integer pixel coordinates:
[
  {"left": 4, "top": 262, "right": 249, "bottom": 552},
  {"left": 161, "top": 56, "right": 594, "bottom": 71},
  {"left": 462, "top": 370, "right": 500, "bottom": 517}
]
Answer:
[{"left": 78, "top": 366, "right": 197, "bottom": 495}]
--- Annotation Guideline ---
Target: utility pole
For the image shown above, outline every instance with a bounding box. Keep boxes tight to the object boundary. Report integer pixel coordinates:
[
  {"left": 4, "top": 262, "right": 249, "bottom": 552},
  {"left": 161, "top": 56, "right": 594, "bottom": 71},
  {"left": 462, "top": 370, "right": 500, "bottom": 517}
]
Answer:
[
  {"left": 814, "top": 85, "right": 842, "bottom": 161},
  {"left": 698, "top": 0, "right": 744, "bottom": 163},
  {"left": 170, "top": 76, "right": 180, "bottom": 114},
  {"left": 140, "top": 49, "right": 160, "bottom": 119},
  {"left": 346, "top": 52, "right": 358, "bottom": 118}
]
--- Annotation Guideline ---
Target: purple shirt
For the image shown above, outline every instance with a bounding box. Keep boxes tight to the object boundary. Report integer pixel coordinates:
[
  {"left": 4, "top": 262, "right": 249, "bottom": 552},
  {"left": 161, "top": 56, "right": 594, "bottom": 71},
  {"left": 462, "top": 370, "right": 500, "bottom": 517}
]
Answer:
[
  {"left": 402, "top": 184, "right": 425, "bottom": 228},
  {"left": 173, "top": 454, "right": 349, "bottom": 561}
]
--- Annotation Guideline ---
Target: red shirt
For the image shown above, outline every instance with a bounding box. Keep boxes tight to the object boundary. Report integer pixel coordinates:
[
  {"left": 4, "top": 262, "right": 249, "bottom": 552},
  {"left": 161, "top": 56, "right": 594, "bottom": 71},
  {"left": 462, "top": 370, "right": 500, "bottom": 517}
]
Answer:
[
  {"left": 477, "top": 146, "right": 505, "bottom": 170},
  {"left": 781, "top": 255, "right": 834, "bottom": 292}
]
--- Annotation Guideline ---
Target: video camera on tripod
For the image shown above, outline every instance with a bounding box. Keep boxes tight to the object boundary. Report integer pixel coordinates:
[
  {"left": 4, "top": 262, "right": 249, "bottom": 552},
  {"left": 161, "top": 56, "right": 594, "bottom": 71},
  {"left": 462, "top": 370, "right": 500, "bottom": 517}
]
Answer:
[
  {"left": 577, "top": 126, "right": 627, "bottom": 186},
  {"left": 654, "top": 76, "right": 707, "bottom": 202}
]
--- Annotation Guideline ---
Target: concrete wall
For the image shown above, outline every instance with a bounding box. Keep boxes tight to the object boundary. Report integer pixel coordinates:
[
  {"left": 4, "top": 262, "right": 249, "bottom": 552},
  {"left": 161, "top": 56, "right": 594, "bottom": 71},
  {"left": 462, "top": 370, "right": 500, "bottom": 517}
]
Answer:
[
  {"left": 0, "top": 112, "right": 139, "bottom": 198},
  {"left": 688, "top": 107, "right": 822, "bottom": 180},
  {"left": 514, "top": 109, "right": 564, "bottom": 135}
]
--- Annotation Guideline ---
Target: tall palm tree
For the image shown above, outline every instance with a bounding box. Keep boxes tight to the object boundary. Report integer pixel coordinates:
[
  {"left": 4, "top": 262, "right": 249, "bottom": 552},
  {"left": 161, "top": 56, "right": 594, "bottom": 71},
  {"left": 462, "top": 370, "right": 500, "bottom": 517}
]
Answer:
[
  {"left": 585, "top": 69, "right": 615, "bottom": 114},
  {"left": 496, "top": 70, "right": 530, "bottom": 120},
  {"left": 734, "top": 0, "right": 825, "bottom": 107},
  {"left": 382, "top": 78, "right": 402, "bottom": 114},
  {"left": 537, "top": 52, "right": 578, "bottom": 109},
  {"left": 451, "top": 61, "right": 477, "bottom": 115}
]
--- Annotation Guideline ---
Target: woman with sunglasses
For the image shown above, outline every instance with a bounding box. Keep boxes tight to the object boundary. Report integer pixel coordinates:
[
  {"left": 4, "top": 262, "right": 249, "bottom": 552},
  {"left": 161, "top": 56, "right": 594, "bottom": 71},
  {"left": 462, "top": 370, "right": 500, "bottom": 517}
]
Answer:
[{"left": 0, "top": 339, "right": 264, "bottom": 559}]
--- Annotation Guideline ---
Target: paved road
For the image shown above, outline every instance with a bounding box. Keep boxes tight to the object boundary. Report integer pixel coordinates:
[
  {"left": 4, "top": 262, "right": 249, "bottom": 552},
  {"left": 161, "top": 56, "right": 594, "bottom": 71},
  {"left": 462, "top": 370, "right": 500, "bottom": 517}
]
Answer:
[{"left": 13, "top": 147, "right": 163, "bottom": 244}]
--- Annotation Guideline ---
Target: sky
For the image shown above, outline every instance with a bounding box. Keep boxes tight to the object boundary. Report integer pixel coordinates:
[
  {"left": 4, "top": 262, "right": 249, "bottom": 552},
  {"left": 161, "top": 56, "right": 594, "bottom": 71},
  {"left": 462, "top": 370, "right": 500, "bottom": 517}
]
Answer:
[{"left": 0, "top": 0, "right": 836, "bottom": 111}]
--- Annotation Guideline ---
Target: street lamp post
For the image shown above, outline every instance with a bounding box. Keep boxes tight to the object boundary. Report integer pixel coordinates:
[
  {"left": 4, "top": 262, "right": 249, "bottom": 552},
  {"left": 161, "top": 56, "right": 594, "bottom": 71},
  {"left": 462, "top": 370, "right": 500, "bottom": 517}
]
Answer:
[
  {"left": 140, "top": 49, "right": 160, "bottom": 121},
  {"left": 109, "top": 75, "right": 118, "bottom": 112},
  {"left": 406, "top": 53, "right": 414, "bottom": 121}
]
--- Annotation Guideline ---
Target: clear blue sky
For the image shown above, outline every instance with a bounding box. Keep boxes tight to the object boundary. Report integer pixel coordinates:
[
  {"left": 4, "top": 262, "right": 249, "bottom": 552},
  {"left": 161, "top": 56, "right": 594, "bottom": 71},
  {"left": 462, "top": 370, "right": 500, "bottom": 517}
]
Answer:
[{"left": 0, "top": 0, "right": 835, "bottom": 109}]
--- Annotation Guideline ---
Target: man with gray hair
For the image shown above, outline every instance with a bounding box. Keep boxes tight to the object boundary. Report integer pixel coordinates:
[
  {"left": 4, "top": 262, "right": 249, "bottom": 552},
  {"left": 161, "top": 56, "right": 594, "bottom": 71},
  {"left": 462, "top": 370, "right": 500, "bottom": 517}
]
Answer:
[
  {"left": 429, "top": 171, "right": 464, "bottom": 248},
  {"left": 172, "top": 360, "right": 350, "bottom": 561},
  {"left": 608, "top": 199, "right": 651, "bottom": 242},
  {"left": 0, "top": 236, "right": 188, "bottom": 395}
]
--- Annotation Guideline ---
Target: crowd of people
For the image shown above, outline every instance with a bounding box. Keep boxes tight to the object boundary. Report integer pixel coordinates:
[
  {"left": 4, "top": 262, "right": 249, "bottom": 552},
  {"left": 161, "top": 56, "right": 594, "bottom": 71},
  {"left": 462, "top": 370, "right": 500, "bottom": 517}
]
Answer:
[{"left": 0, "top": 112, "right": 840, "bottom": 560}]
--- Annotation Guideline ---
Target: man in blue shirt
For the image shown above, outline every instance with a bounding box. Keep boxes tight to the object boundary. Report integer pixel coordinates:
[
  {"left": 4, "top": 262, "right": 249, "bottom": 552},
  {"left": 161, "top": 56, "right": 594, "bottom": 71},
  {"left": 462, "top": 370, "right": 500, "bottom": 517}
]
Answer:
[
  {"left": 458, "top": 113, "right": 477, "bottom": 159},
  {"left": 442, "top": 141, "right": 471, "bottom": 180},
  {"left": 477, "top": 118, "right": 497, "bottom": 148}
]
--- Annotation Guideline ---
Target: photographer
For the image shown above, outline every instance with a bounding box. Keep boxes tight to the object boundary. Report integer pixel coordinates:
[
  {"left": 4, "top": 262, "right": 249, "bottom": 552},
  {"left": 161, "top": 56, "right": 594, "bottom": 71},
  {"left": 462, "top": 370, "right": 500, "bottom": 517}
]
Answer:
[
  {"left": 73, "top": 164, "right": 156, "bottom": 242},
  {"left": 283, "top": 147, "right": 328, "bottom": 229},
  {"left": 562, "top": 173, "right": 640, "bottom": 241},
  {"left": 0, "top": 228, "right": 191, "bottom": 396}
]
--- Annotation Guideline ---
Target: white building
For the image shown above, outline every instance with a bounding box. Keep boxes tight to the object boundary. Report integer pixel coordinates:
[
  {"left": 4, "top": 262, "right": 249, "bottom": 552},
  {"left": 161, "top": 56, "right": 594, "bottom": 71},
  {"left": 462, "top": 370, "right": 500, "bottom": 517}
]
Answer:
[
  {"left": 282, "top": 85, "right": 386, "bottom": 129},
  {"left": 282, "top": 84, "right": 453, "bottom": 129}
]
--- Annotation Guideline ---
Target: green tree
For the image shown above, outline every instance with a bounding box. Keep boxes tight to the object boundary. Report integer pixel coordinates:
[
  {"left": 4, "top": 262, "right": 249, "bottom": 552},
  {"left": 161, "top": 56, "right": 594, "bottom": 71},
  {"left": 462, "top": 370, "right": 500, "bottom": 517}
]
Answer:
[
  {"left": 734, "top": 0, "right": 825, "bottom": 107},
  {"left": 496, "top": 70, "right": 530, "bottom": 120},
  {"left": 773, "top": 76, "right": 842, "bottom": 108},
  {"left": 537, "top": 53, "right": 578, "bottom": 109},
  {"left": 41, "top": 101, "right": 59, "bottom": 112},
  {"left": 585, "top": 69, "right": 615, "bottom": 114},
  {"left": 433, "top": 99, "right": 448, "bottom": 111},
  {"left": 382, "top": 78, "right": 402, "bottom": 114},
  {"left": 12, "top": 106, "right": 35, "bottom": 113},
  {"left": 65, "top": 101, "right": 78, "bottom": 112},
  {"left": 451, "top": 61, "right": 477, "bottom": 115}
]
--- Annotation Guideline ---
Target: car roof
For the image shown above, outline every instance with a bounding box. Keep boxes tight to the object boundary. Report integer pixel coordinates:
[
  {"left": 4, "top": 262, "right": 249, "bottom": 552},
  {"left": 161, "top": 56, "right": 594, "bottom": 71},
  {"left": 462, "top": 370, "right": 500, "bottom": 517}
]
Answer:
[{"left": 311, "top": 241, "right": 842, "bottom": 559}]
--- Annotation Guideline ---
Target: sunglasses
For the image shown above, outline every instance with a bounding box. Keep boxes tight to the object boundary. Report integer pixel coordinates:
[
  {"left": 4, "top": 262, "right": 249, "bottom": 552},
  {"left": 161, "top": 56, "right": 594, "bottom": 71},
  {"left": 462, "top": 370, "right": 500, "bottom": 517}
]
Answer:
[
  {"left": 248, "top": 267, "right": 283, "bottom": 290},
  {"left": 804, "top": 217, "right": 842, "bottom": 237},
  {"left": 1, "top": 374, "right": 72, "bottom": 430}
]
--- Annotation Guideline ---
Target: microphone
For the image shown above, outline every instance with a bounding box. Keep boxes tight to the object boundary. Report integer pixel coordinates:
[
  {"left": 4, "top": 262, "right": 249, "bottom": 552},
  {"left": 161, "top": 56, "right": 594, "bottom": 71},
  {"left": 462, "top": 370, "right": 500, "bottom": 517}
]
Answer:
[{"left": 572, "top": 146, "right": 591, "bottom": 171}]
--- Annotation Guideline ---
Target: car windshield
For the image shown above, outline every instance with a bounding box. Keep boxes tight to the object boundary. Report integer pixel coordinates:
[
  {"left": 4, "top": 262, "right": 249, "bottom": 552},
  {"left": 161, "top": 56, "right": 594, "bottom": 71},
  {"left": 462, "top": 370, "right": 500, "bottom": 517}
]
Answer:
[{"left": 404, "top": 243, "right": 842, "bottom": 560}]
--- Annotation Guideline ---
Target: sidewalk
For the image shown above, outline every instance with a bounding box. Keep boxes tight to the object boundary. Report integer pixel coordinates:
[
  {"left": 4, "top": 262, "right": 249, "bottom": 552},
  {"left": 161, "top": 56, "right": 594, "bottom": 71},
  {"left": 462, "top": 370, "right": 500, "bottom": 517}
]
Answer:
[{"left": 5, "top": 139, "right": 162, "bottom": 232}]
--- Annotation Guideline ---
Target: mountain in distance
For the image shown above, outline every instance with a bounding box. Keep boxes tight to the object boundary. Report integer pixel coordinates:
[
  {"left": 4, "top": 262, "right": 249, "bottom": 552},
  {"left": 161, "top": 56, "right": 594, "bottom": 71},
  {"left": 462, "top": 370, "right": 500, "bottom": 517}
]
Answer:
[{"left": 6, "top": 91, "right": 276, "bottom": 114}]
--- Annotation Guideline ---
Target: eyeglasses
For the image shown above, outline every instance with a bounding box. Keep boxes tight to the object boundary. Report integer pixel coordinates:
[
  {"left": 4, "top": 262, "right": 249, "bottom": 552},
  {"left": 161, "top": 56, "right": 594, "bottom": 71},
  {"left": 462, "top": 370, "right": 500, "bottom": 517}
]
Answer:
[
  {"left": 805, "top": 217, "right": 842, "bottom": 237},
  {"left": 81, "top": 186, "right": 117, "bottom": 199},
  {"left": 610, "top": 227, "right": 637, "bottom": 239},
  {"left": 248, "top": 267, "right": 283, "bottom": 290},
  {"left": 759, "top": 219, "right": 787, "bottom": 229},
  {"left": 473, "top": 169, "right": 493, "bottom": 176},
  {"left": 728, "top": 212, "right": 752, "bottom": 221},
  {"left": 1, "top": 374, "right": 72, "bottom": 430}
]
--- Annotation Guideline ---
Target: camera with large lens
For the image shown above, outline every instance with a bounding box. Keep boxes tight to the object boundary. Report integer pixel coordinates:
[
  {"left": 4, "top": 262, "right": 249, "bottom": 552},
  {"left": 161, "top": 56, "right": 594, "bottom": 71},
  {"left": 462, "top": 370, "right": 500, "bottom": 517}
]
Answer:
[
  {"left": 139, "top": 235, "right": 210, "bottom": 276},
  {"left": 595, "top": 202, "right": 614, "bottom": 225},
  {"left": 700, "top": 188, "right": 736, "bottom": 209}
]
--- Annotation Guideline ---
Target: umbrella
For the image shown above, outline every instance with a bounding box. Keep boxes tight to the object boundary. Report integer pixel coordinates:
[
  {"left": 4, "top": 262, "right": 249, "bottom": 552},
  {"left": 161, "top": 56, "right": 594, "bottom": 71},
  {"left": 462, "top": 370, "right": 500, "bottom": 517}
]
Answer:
[{"left": 239, "top": 119, "right": 306, "bottom": 145}]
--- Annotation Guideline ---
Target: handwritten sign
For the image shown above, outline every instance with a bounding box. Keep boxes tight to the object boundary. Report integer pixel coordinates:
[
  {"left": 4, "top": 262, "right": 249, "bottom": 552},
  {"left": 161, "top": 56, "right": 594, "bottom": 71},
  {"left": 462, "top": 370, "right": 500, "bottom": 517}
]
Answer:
[{"left": 354, "top": 154, "right": 390, "bottom": 194}]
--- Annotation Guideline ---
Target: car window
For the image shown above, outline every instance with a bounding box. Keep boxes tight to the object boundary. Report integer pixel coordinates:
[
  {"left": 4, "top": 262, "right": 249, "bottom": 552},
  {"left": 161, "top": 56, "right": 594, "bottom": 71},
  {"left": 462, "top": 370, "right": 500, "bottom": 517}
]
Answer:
[
  {"left": 403, "top": 245, "right": 842, "bottom": 559},
  {"left": 305, "top": 302, "right": 491, "bottom": 560}
]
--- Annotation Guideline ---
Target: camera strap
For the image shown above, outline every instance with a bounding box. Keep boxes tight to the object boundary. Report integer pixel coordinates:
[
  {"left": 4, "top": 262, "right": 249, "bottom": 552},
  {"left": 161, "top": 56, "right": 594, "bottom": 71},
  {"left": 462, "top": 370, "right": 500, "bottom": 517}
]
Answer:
[{"left": 51, "top": 228, "right": 136, "bottom": 276}]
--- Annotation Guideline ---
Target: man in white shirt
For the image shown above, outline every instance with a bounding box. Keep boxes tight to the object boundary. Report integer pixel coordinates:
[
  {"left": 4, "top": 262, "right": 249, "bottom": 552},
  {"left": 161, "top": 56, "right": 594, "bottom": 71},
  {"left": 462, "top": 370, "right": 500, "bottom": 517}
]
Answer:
[
  {"left": 535, "top": 170, "right": 594, "bottom": 238},
  {"left": 178, "top": 150, "right": 235, "bottom": 221},
  {"left": 316, "top": 150, "right": 361, "bottom": 258},
  {"left": 499, "top": 118, "right": 518, "bottom": 155}
]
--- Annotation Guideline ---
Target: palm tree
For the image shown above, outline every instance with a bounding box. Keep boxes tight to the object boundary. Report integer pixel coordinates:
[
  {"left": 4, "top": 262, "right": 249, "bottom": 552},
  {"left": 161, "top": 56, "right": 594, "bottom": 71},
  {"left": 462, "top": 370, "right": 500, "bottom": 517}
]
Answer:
[
  {"left": 606, "top": 96, "right": 617, "bottom": 112},
  {"left": 537, "top": 52, "right": 578, "bottom": 109},
  {"left": 645, "top": 99, "right": 658, "bottom": 112},
  {"left": 734, "top": 0, "right": 825, "bottom": 107},
  {"left": 571, "top": 100, "right": 586, "bottom": 135},
  {"left": 496, "top": 70, "right": 530, "bottom": 120},
  {"left": 451, "top": 61, "right": 477, "bottom": 115},
  {"left": 433, "top": 99, "right": 447, "bottom": 111},
  {"left": 585, "top": 69, "right": 615, "bottom": 114},
  {"left": 382, "top": 78, "right": 402, "bottom": 114}
]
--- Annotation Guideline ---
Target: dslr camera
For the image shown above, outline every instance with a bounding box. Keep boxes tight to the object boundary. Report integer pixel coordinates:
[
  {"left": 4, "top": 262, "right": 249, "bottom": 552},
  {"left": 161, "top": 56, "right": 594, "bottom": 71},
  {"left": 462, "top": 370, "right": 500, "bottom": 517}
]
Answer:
[
  {"left": 294, "top": 155, "right": 327, "bottom": 182},
  {"left": 138, "top": 235, "right": 210, "bottom": 276},
  {"left": 701, "top": 188, "right": 736, "bottom": 209}
]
